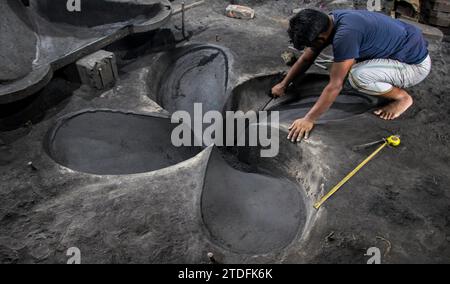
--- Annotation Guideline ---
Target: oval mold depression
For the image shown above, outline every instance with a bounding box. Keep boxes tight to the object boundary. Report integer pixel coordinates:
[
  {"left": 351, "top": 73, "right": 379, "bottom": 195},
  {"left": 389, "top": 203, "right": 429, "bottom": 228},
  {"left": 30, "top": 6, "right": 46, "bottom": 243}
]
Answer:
[
  {"left": 228, "top": 73, "right": 380, "bottom": 123},
  {"left": 155, "top": 45, "right": 229, "bottom": 115},
  {"left": 201, "top": 149, "right": 306, "bottom": 254},
  {"left": 45, "top": 109, "right": 202, "bottom": 175}
]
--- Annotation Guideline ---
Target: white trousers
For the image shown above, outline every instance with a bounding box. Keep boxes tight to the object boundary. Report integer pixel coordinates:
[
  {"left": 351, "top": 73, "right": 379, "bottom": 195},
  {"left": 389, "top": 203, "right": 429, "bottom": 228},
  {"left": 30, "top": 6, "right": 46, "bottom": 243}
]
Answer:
[{"left": 348, "top": 55, "right": 432, "bottom": 96}]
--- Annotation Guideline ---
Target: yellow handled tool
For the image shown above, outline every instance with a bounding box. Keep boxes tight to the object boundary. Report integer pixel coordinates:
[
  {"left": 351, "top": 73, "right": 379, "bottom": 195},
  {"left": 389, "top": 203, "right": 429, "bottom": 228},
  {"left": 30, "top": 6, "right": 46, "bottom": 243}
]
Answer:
[{"left": 314, "top": 135, "right": 401, "bottom": 209}]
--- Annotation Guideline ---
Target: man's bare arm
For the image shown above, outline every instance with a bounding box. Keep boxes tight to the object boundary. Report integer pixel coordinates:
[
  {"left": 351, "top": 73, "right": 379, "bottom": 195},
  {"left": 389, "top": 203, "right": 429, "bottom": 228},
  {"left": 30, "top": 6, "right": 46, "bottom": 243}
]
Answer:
[
  {"left": 272, "top": 48, "right": 320, "bottom": 97},
  {"left": 283, "top": 48, "right": 318, "bottom": 85},
  {"left": 287, "top": 59, "right": 355, "bottom": 142},
  {"left": 304, "top": 59, "right": 355, "bottom": 121}
]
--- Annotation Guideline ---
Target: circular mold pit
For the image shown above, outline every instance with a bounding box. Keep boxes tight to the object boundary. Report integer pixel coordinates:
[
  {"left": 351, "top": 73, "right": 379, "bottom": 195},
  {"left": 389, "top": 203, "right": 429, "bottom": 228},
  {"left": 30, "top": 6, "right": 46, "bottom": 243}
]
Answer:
[
  {"left": 201, "top": 149, "right": 306, "bottom": 254},
  {"left": 151, "top": 45, "right": 230, "bottom": 115},
  {"left": 228, "top": 73, "right": 380, "bottom": 123},
  {"left": 45, "top": 109, "right": 202, "bottom": 175}
]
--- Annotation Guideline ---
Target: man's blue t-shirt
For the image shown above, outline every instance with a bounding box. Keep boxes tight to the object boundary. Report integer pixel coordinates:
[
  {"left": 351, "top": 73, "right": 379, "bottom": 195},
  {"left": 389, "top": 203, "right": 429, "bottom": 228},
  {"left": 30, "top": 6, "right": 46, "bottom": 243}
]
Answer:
[{"left": 330, "top": 10, "right": 429, "bottom": 64}]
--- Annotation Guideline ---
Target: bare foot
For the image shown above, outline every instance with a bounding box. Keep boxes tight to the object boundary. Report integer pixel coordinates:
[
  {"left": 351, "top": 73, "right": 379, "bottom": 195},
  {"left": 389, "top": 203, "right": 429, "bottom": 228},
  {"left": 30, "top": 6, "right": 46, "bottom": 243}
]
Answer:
[{"left": 374, "top": 95, "right": 413, "bottom": 120}]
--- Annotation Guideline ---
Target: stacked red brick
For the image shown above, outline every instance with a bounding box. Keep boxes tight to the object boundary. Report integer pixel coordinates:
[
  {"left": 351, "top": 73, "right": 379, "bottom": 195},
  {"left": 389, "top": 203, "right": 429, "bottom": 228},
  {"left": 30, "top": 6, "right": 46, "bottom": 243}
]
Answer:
[{"left": 422, "top": 0, "right": 450, "bottom": 41}]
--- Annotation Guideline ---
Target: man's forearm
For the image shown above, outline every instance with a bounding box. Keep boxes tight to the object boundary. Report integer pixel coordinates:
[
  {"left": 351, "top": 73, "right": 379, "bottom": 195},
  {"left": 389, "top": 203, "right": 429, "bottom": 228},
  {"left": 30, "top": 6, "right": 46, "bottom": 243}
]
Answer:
[
  {"left": 282, "top": 58, "right": 313, "bottom": 85},
  {"left": 281, "top": 51, "right": 316, "bottom": 86},
  {"left": 305, "top": 84, "right": 342, "bottom": 122},
  {"left": 287, "top": 59, "right": 354, "bottom": 141}
]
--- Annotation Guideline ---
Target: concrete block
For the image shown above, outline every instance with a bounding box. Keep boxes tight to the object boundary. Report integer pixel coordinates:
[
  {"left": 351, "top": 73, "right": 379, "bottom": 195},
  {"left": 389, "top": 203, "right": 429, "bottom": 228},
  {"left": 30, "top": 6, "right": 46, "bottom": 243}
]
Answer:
[{"left": 76, "top": 50, "right": 118, "bottom": 90}]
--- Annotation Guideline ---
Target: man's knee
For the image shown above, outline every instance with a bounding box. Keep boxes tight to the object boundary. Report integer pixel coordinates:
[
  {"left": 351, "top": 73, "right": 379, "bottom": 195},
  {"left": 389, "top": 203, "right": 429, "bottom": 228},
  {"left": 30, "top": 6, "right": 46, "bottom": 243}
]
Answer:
[
  {"left": 348, "top": 64, "right": 372, "bottom": 89},
  {"left": 348, "top": 65, "right": 394, "bottom": 96}
]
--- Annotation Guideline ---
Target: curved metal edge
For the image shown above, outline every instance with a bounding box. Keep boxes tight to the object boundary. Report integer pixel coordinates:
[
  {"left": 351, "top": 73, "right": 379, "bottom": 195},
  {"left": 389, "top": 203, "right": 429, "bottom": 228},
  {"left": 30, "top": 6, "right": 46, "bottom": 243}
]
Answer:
[
  {"left": 130, "top": 0, "right": 173, "bottom": 34},
  {"left": 0, "top": 66, "right": 53, "bottom": 104},
  {"left": 0, "top": 1, "right": 173, "bottom": 104}
]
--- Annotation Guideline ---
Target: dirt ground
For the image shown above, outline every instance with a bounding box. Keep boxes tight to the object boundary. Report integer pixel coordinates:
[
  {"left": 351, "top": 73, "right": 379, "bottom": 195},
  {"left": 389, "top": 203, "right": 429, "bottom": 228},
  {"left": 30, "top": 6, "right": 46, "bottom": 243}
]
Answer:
[{"left": 1, "top": 0, "right": 450, "bottom": 264}]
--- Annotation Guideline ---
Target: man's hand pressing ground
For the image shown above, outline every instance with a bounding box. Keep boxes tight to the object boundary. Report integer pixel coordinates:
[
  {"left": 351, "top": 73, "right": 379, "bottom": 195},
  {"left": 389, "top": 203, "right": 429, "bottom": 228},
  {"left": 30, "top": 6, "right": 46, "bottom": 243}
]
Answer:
[
  {"left": 271, "top": 82, "right": 287, "bottom": 97},
  {"left": 288, "top": 118, "right": 314, "bottom": 143}
]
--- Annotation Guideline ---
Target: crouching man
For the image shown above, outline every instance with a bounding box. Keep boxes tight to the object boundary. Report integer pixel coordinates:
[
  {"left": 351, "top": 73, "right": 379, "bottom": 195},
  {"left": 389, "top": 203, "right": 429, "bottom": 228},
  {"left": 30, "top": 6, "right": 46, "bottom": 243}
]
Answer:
[{"left": 272, "top": 9, "right": 431, "bottom": 142}]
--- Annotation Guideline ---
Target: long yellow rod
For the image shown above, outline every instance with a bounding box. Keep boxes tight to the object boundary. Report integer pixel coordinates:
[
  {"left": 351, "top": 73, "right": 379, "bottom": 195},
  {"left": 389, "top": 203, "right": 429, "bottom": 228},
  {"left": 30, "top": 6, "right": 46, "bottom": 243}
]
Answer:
[{"left": 314, "top": 142, "right": 388, "bottom": 209}]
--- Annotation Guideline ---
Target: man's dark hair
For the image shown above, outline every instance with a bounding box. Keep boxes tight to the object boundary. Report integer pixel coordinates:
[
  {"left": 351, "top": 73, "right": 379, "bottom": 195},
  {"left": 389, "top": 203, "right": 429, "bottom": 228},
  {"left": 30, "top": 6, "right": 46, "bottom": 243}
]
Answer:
[{"left": 288, "top": 9, "right": 330, "bottom": 50}]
